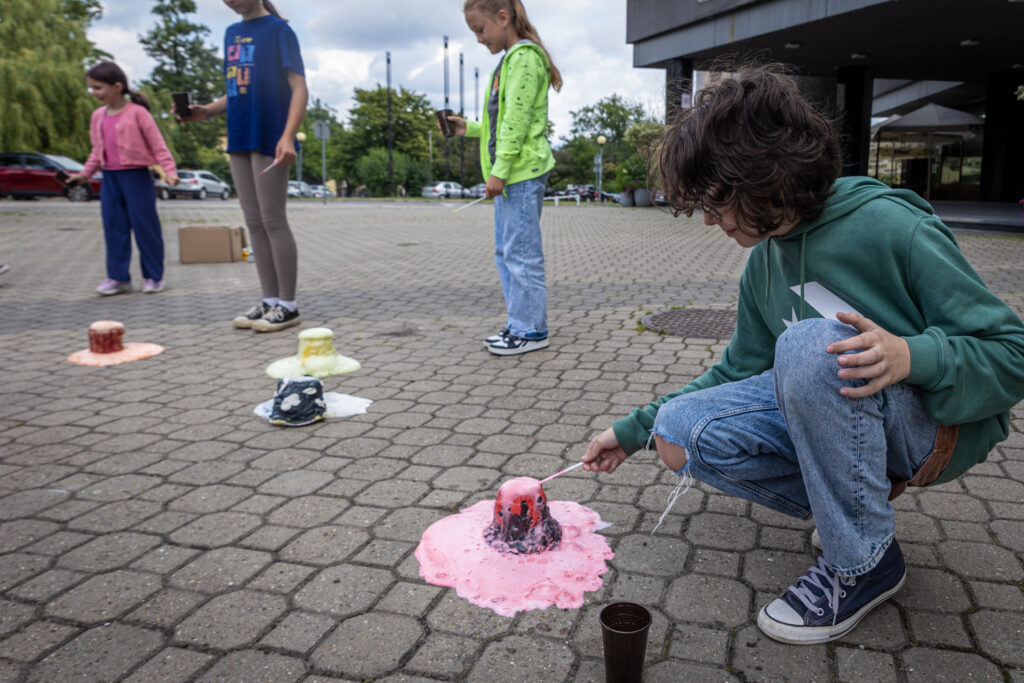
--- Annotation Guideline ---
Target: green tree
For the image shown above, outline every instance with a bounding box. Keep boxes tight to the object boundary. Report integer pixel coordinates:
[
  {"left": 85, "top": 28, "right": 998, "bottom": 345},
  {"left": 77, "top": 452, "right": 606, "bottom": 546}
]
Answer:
[
  {"left": 340, "top": 85, "right": 482, "bottom": 193},
  {"left": 552, "top": 94, "right": 651, "bottom": 191},
  {"left": 295, "top": 98, "right": 346, "bottom": 185},
  {"left": 0, "top": 0, "right": 104, "bottom": 158},
  {"left": 139, "top": 0, "right": 221, "bottom": 101},
  {"left": 139, "top": 0, "right": 223, "bottom": 169}
]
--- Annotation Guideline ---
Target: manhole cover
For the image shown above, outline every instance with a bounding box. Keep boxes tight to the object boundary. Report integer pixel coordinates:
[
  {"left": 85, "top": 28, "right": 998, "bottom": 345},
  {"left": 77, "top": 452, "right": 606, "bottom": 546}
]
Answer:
[{"left": 641, "top": 308, "right": 737, "bottom": 338}]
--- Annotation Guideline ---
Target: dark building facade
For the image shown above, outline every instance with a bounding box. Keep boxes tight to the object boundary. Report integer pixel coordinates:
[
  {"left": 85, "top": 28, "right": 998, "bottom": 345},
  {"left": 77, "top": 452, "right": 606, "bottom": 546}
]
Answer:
[{"left": 626, "top": 0, "right": 1024, "bottom": 202}]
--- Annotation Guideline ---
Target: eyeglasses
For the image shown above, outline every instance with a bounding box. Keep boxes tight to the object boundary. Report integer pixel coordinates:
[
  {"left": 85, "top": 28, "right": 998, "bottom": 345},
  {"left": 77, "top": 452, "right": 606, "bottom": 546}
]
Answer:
[{"left": 699, "top": 202, "right": 723, "bottom": 220}]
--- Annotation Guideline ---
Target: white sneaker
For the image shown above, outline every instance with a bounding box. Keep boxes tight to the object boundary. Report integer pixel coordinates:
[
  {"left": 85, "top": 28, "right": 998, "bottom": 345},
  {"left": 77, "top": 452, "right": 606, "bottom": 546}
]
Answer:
[
  {"left": 487, "top": 335, "right": 549, "bottom": 356},
  {"left": 142, "top": 278, "right": 164, "bottom": 293},
  {"left": 483, "top": 327, "right": 509, "bottom": 345},
  {"left": 96, "top": 278, "right": 131, "bottom": 296}
]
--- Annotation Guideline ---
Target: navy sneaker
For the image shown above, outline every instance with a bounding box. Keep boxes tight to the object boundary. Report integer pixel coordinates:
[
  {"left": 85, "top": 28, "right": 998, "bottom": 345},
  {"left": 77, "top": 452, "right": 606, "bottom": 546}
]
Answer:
[
  {"left": 251, "top": 304, "right": 301, "bottom": 333},
  {"left": 233, "top": 301, "right": 271, "bottom": 329},
  {"left": 757, "top": 540, "right": 906, "bottom": 644},
  {"left": 487, "top": 334, "right": 549, "bottom": 356}
]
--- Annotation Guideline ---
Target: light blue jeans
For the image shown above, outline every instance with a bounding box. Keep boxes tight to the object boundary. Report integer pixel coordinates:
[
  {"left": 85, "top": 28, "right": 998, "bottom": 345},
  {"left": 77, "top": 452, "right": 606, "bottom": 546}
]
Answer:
[
  {"left": 493, "top": 174, "right": 549, "bottom": 340},
  {"left": 652, "top": 319, "right": 938, "bottom": 577}
]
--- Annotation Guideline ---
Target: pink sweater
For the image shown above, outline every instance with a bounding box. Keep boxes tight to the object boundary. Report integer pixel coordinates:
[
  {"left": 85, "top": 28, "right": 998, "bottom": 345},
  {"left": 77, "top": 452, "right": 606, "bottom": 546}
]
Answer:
[{"left": 82, "top": 102, "right": 178, "bottom": 179}]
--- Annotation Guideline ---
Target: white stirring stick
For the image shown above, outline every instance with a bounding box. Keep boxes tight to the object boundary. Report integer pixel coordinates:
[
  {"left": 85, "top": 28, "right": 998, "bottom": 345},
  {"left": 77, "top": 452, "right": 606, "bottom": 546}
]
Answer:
[
  {"left": 452, "top": 196, "right": 487, "bottom": 212},
  {"left": 539, "top": 461, "right": 584, "bottom": 484}
]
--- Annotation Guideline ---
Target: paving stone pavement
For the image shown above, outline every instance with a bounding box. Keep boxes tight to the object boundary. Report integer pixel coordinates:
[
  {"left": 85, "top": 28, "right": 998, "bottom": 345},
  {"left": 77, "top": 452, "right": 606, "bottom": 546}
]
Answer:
[{"left": 1, "top": 197, "right": 1022, "bottom": 682}]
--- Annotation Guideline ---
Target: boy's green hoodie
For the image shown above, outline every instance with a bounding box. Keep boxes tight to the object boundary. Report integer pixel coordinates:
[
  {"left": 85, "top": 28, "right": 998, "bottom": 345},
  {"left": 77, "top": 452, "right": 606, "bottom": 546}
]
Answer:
[
  {"left": 613, "top": 177, "right": 1024, "bottom": 484},
  {"left": 464, "top": 41, "right": 555, "bottom": 184}
]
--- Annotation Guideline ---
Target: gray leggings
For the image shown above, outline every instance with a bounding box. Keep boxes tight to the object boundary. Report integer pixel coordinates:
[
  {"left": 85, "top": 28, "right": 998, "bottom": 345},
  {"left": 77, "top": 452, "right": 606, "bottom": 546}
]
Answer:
[{"left": 229, "top": 151, "right": 298, "bottom": 302}]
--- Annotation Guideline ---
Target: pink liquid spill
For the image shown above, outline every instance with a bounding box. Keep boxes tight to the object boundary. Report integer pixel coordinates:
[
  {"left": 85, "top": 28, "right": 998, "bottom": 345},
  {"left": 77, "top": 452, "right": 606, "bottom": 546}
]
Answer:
[{"left": 415, "top": 498, "right": 614, "bottom": 618}]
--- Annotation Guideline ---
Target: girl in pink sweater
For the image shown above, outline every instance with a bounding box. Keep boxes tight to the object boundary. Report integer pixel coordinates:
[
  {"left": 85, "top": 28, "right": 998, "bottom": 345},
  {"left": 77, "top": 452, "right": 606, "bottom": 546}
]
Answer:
[{"left": 69, "top": 61, "right": 179, "bottom": 295}]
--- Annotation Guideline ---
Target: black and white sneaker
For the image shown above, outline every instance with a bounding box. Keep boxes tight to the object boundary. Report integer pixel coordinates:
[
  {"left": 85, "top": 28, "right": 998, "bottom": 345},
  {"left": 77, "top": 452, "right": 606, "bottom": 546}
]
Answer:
[
  {"left": 757, "top": 540, "right": 906, "bottom": 644},
  {"left": 487, "top": 334, "right": 549, "bottom": 356},
  {"left": 484, "top": 327, "right": 510, "bottom": 345},
  {"left": 233, "top": 302, "right": 271, "bottom": 329},
  {"left": 251, "top": 304, "right": 301, "bottom": 332}
]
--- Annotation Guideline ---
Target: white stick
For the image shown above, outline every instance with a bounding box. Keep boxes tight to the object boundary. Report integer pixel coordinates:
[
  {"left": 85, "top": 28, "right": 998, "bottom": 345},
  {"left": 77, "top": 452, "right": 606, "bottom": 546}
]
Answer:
[
  {"left": 258, "top": 160, "right": 278, "bottom": 176},
  {"left": 452, "top": 196, "right": 487, "bottom": 212},
  {"left": 539, "top": 461, "right": 584, "bottom": 484}
]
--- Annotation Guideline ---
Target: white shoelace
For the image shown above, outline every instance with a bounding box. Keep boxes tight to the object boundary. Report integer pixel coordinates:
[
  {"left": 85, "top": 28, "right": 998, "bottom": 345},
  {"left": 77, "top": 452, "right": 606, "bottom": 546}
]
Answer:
[{"left": 786, "top": 557, "right": 856, "bottom": 625}]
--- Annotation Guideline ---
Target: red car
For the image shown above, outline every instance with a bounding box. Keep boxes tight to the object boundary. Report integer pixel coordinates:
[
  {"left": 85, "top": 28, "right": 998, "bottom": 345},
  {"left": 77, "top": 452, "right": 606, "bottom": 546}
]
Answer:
[{"left": 0, "top": 152, "right": 102, "bottom": 201}]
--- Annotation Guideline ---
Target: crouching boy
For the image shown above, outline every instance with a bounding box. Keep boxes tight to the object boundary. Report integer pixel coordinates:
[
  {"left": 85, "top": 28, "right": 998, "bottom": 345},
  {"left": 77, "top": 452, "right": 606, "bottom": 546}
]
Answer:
[{"left": 582, "top": 64, "right": 1024, "bottom": 644}]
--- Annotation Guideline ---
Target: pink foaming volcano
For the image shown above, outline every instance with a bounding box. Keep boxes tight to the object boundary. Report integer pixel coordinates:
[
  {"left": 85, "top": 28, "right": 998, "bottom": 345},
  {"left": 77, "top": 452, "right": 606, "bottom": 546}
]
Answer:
[
  {"left": 416, "top": 474, "right": 614, "bottom": 617},
  {"left": 67, "top": 321, "right": 164, "bottom": 366},
  {"left": 484, "top": 476, "right": 562, "bottom": 554}
]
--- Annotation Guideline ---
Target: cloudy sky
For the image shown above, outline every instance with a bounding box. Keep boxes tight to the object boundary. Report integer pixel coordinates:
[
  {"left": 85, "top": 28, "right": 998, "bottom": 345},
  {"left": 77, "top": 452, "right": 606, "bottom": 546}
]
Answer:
[{"left": 88, "top": 0, "right": 666, "bottom": 142}]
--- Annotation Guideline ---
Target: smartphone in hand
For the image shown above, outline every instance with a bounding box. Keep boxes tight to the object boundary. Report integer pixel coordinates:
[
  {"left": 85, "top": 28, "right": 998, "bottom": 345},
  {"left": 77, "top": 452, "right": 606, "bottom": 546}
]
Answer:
[
  {"left": 172, "top": 92, "right": 190, "bottom": 120},
  {"left": 54, "top": 170, "right": 70, "bottom": 185}
]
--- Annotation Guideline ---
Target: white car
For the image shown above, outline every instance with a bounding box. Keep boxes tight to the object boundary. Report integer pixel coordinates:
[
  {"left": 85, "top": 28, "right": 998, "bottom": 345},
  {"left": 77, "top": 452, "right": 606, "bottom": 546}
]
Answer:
[
  {"left": 288, "top": 180, "right": 313, "bottom": 198},
  {"left": 421, "top": 181, "right": 470, "bottom": 199},
  {"left": 310, "top": 184, "right": 334, "bottom": 198},
  {"left": 168, "top": 170, "right": 232, "bottom": 200}
]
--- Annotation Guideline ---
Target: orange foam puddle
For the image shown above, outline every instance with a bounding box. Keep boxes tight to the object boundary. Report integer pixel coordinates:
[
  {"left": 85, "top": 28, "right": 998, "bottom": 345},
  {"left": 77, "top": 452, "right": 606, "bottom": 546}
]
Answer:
[{"left": 67, "top": 342, "right": 165, "bottom": 366}]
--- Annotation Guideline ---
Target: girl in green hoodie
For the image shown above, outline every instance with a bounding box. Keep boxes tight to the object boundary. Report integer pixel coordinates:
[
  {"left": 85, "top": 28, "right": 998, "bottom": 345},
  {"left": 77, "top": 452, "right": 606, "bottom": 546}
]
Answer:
[
  {"left": 582, "top": 65, "right": 1024, "bottom": 645},
  {"left": 449, "top": 0, "right": 560, "bottom": 356}
]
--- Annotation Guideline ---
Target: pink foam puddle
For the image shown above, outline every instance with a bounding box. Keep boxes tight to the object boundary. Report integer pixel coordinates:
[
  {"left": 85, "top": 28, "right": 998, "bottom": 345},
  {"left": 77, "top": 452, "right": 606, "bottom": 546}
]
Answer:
[{"left": 415, "top": 498, "right": 614, "bottom": 617}]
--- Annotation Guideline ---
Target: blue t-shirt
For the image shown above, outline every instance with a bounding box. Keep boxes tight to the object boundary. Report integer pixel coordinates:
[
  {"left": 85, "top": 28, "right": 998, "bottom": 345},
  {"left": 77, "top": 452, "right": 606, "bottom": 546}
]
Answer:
[{"left": 224, "top": 15, "right": 304, "bottom": 156}]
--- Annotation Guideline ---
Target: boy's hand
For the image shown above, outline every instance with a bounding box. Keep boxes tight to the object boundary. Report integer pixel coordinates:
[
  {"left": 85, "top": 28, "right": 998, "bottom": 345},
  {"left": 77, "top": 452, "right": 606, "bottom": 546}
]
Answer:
[
  {"left": 827, "top": 311, "right": 911, "bottom": 398},
  {"left": 484, "top": 175, "right": 505, "bottom": 199},
  {"left": 66, "top": 174, "right": 86, "bottom": 186},
  {"left": 582, "top": 428, "right": 630, "bottom": 474}
]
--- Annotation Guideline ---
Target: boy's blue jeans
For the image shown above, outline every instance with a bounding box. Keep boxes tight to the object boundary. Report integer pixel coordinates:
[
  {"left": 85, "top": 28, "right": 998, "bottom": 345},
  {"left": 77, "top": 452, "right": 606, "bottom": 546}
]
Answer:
[
  {"left": 492, "top": 174, "right": 548, "bottom": 340},
  {"left": 652, "top": 319, "right": 938, "bottom": 577}
]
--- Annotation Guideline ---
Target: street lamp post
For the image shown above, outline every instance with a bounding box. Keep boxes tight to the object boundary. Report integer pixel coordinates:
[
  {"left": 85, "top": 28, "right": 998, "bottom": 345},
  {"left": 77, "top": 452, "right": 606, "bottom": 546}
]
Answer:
[
  {"left": 596, "top": 135, "right": 607, "bottom": 202},
  {"left": 296, "top": 131, "right": 306, "bottom": 185}
]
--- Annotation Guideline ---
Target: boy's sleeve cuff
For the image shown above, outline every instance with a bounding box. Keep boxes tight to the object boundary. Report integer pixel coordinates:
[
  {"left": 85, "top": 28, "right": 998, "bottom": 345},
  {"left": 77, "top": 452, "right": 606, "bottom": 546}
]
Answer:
[
  {"left": 612, "top": 417, "right": 648, "bottom": 456},
  {"left": 490, "top": 159, "right": 511, "bottom": 180},
  {"left": 464, "top": 121, "right": 482, "bottom": 138},
  {"left": 905, "top": 331, "right": 941, "bottom": 388}
]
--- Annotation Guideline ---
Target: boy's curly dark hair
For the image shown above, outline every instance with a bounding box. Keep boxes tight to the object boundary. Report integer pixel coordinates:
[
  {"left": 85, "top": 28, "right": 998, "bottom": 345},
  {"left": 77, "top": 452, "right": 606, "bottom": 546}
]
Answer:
[{"left": 656, "top": 63, "right": 842, "bottom": 235}]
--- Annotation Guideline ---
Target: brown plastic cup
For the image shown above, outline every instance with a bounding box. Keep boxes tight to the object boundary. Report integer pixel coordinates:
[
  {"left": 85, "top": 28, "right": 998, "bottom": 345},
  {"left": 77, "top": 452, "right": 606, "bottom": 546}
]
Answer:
[
  {"left": 435, "top": 109, "right": 454, "bottom": 137},
  {"left": 172, "top": 92, "right": 190, "bottom": 118},
  {"left": 600, "top": 602, "right": 651, "bottom": 683}
]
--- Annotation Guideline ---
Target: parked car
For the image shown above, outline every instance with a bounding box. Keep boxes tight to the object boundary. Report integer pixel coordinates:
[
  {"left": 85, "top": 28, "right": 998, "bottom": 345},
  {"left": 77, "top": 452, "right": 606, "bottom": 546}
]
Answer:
[
  {"left": 0, "top": 152, "right": 101, "bottom": 201},
  {"left": 421, "top": 181, "right": 470, "bottom": 199},
  {"left": 164, "top": 170, "right": 231, "bottom": 200},
  {"left": 287, "top": 180, "right": 313, "bottom": 198},
  {"left": 310, "top": 184, "right": 334, "bottom": 198},
  {"left": 468, "top": 182, "right": 487, "bottom": 198},
  {"left": 566, "top": 183, "right": 599, "bottom": 201}
]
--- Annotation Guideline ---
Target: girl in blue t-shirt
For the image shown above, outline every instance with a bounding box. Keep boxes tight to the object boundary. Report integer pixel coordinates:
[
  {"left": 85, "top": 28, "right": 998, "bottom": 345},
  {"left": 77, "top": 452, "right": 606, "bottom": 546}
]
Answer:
[{"left": 179, "top": 0, "right": 308, "bottom": 333}]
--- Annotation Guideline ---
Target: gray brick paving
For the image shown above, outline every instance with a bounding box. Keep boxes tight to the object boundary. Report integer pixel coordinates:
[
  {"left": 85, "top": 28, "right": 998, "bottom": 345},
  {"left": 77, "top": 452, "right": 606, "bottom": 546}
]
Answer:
[{"left": 1, "top": 199, "right": 1022, "bottom": 680}]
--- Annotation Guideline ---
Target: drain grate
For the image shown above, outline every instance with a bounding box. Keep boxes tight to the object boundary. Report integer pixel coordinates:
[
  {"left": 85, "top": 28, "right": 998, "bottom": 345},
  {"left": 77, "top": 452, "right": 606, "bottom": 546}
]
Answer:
[{"left": 641, "top": 308, "right": 737, "bottom": 338}]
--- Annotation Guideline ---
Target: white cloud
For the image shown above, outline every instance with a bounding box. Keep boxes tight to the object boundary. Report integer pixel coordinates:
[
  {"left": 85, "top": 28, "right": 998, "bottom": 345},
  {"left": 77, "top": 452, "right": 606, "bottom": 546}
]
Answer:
[
  {"left": 88, "top": 0, "right": 668, "bottom": 140},
  {"left": 88, "top": 25, "right": 157, "bottom": 87}
]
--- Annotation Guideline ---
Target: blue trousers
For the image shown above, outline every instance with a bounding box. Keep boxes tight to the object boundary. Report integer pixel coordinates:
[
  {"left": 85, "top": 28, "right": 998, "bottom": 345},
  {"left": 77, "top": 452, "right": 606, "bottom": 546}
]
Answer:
[
  {"left": 493, "top": 174, "right": 548, "bottom": 339},
  {"left": 100, "top": 167, "right": 163, "bottom": 282},
  {"left": 652, "top": 319, "right": 938, "bottom": 577}
]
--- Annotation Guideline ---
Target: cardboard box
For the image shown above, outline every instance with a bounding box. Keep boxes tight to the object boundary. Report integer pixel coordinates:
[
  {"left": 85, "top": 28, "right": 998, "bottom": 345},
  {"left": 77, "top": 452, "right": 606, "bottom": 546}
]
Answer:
[{"left": 178, "top": 226, "right": 248, "bottom": 263}]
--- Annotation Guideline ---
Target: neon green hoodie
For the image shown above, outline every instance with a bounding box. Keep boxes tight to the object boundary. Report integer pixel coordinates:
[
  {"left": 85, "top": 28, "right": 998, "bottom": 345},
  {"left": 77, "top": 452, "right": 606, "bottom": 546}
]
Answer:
[
  {"left": 464, "top": 41, "right": 555, "bottom": 184},
  {"left": 613, "top": 177, "right": 1024, "bottom": 484}
]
